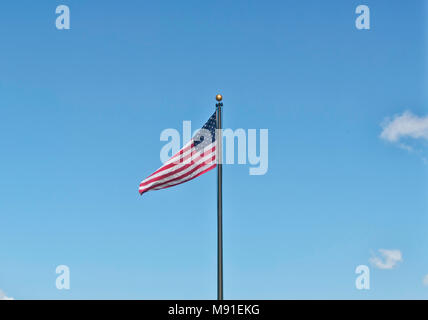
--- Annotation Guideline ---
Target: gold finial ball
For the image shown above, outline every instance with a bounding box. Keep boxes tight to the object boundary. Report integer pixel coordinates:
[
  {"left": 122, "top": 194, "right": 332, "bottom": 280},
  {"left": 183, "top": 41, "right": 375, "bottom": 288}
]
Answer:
[{"left": 216, "top": 94, "right": 223, "bottom": 102}]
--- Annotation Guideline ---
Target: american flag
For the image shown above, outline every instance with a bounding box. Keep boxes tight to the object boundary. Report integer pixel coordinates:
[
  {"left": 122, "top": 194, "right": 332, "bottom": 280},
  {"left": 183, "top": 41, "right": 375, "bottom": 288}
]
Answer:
[{"left": 139, "top": 112, "right": 217, "bottom": 195}]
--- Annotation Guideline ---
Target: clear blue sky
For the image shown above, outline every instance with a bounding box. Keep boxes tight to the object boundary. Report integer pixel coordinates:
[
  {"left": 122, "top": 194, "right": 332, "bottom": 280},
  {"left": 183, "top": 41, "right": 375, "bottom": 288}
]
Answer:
[{"left": 0, "top": 0, "right": 427, "bottom": 299}]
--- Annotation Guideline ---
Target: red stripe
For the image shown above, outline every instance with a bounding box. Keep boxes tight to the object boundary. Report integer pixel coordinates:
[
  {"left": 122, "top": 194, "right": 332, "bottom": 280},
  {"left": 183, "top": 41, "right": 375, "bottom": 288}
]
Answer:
[
  {"left": 140, "top": 156, "right": 215, "bottom": 193},
  {"left": 153, "top": 164, "right": 217, "bottom": 191},
  {"left": 169, "top": 142, "right": 194, "bottom": 162},
  {"left": 140, "top": 163, "right": 216, "bottom": 195},
  {"left": 140, "top": 146, "right": 216, "bottom": 187},
  {"left": 146, "top": 142, "right": 195, "bottom": 179},
  {"left": 139, "top": 157, "right": 216, "bottom": 194},
  {"left": 145, "top": 142, "right": 215, "bottom": 179}
]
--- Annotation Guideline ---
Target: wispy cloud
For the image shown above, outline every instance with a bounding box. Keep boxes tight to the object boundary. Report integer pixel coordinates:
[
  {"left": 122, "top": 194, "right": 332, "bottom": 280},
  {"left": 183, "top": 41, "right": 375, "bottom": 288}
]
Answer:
[
  {"left": 423, "top": 275, "right": 428, "bottom": 286},
  {"left": 0, "top": 289, "right": 14, "bottom": 300},
  {"left": 369, "top": 249, "right": 403, "bottom": 270},
  {"left": 380, "top": 111, "right": 428, "bottom": 143}
]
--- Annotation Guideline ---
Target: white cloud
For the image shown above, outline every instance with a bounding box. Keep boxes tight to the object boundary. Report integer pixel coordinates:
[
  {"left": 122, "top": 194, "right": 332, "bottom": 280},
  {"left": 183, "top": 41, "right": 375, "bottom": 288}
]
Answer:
[
  {"left": 0, "top": 290, "right": 14, "bottom": 300},
  {"left": 423, "top": 275, "right": 428, "bottom": 286},
  {"left": 369, "top": 249, "right": 403, "bottom": 270},
  {"left": 380, "top": 111, "right": 428, "bottom": 143}
]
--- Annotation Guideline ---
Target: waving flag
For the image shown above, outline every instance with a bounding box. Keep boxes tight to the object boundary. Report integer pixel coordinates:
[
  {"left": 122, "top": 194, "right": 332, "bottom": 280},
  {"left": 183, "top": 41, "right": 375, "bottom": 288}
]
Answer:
[
  {"left": 139, "top": 112, "right": 217, "bottom": 195},
  {"left": 138, "top": 94, "right": 224, "bottom": 301}
]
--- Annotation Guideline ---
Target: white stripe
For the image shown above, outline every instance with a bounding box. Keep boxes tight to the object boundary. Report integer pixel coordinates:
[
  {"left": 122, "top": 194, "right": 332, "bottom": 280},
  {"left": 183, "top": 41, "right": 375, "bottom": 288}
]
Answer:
[
  {"left": 140, "top": 143, "right": 215, "bottom": 186},
  {"left": 140, "top": 141, "right": 216, "bottom": 184},
  {"left": 151, "top": 161, "right": 215, "bottom": 191},
  {"left": 140, "top": 149, "right": 216, "bottom": 191},
  {"left": 164, "top": 141, "right": 193, "bottom": 165},
  {"left": 139, "top": 149, "right": 216, "bottom": 192},
  {"left": 164, "top": 141, "right": 215, "bottom": 166}
]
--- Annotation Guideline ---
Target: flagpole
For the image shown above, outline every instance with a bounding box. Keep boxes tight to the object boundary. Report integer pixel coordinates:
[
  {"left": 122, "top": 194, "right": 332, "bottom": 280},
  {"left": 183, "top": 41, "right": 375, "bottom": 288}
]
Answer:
[{"left": 215, "top": 94, "right": 223, "bottom": 300}]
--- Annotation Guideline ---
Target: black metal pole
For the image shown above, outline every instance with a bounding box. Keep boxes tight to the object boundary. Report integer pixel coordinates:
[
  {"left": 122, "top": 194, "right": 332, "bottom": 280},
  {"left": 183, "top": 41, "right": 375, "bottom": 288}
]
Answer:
[{"left": 215, "top": 95, "right": 223, "bottom": 300}]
